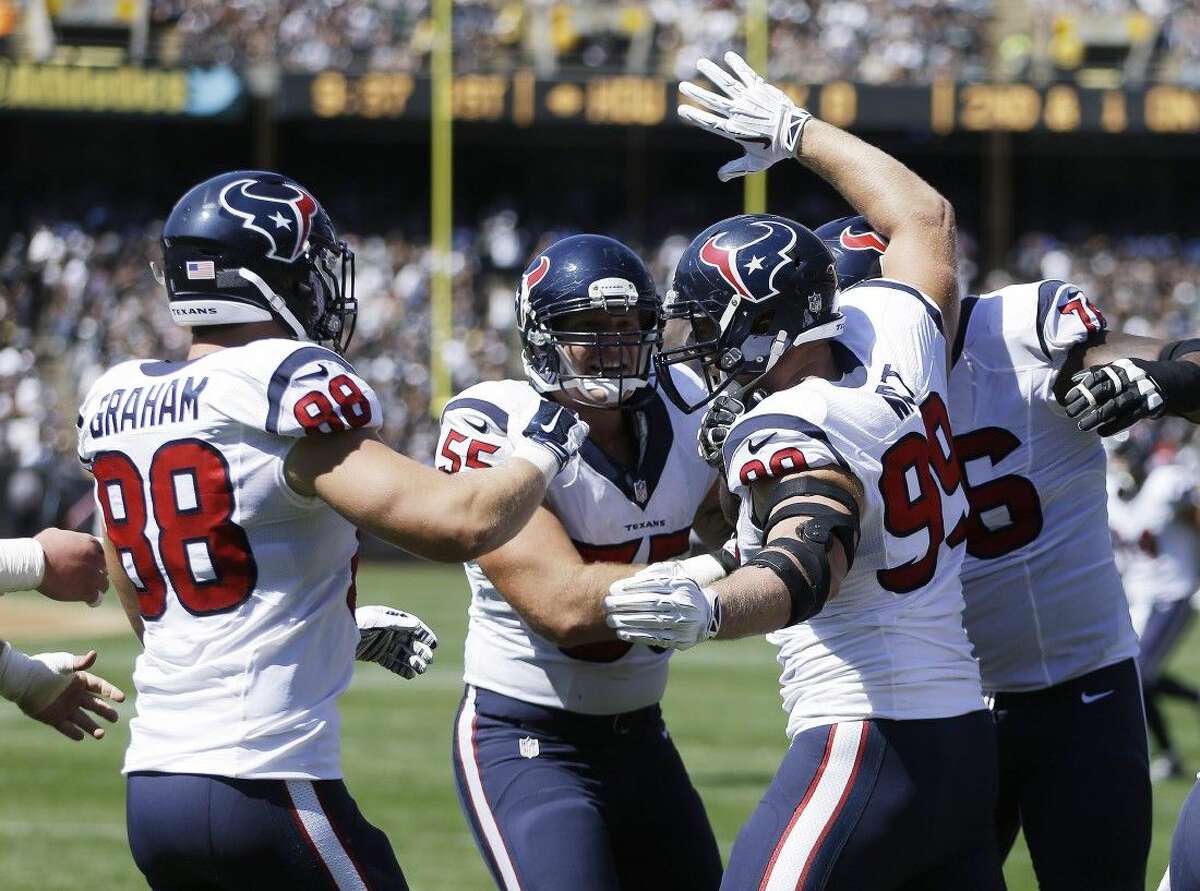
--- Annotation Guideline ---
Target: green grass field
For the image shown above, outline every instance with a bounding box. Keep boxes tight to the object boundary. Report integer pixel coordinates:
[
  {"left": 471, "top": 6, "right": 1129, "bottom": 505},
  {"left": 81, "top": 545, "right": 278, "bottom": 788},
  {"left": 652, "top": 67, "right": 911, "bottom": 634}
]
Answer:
[{"left": 1, "top": 562, "right": 1197, "bottom": 889}]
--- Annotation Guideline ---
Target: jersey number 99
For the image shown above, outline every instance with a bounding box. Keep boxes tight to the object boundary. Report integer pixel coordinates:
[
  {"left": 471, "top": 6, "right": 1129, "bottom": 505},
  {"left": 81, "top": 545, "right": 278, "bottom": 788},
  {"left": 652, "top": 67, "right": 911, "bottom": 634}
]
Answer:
[{"left": 877, "top": 393, "right": 967, "bottom": 593}]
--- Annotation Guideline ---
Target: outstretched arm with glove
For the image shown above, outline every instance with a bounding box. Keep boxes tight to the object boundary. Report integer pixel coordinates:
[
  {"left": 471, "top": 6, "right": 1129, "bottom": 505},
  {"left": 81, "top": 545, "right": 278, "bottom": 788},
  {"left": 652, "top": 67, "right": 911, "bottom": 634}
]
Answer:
[
  {"left": 605, "top": 467, "right": 862, "bottom": 650},
  {"left": 678, "top": 51, "right": 960, "bottom": 333},
  {"left": 1058, "top": 334, "right": 1200, "bottom": 435}
]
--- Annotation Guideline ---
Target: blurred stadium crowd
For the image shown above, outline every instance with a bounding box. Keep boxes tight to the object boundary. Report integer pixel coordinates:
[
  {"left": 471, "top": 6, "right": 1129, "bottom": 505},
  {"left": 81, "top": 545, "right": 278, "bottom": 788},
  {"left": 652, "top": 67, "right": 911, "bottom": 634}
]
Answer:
[
  {"left": 139, "top": 0, "right": 1199, "bottom": 86},
  {"left": 2, "top": 212, "right": 1199, "bottom": 536}
]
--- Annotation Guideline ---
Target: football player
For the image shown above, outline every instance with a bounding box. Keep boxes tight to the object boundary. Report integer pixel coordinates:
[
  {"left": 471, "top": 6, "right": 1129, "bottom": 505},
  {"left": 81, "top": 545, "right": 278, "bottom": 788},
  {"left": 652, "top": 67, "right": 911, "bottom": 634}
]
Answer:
[
  {"left": 1071, "top": 320, "right": 1200, "bottom": 891},
  {"left": 1111, "top": 437, "right": 1200, "bottom": 780},
  {"left": 0, "top": 530, "right": 126, "bottom": 740},
  {"left": 1166, "top": 781, "right": 1200, "bottom": 891},
  {"left": 709, "top": 212, "right": 1200, "bottom": 889},
  {"left": 605, "top": 54, "right": 1003, "bottom": 889},
  {"left": 77, "top": 170, "right": 588, "bottom": 890},
  {"left": 437, "top": 233, "right": 729, "bottom": 891}
]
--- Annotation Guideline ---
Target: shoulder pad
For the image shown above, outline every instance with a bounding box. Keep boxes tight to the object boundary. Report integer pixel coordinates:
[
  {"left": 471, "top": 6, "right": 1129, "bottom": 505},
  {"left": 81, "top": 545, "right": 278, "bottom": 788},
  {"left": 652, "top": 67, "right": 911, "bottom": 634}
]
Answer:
[
  {"left": 843, "top": 277, "right": 944, "bottom": 336},
  {"left": 252, "top": 342, "right": 380, "bottom": 437},
  {"left": 723, "top": 387, "right": 848, "bottom": 493},
  {"left": 436, "top": 380, "right": 533, "bottom": 473},
  {"left": 964, "top": 280, "right": 1106, "bottom": 371},
  {"left": 440, "top": 380, "right": 536, "bottom": 433}
]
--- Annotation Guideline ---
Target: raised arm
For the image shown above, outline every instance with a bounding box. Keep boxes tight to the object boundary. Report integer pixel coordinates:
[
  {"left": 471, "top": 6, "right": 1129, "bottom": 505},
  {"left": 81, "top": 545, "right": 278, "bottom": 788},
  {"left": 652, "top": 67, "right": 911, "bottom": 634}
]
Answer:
[
  {"left": 797, "top": 121, "right": 957, "bottom": 325},
  {"left": 678, "top": 52, "right": 958, "bottom": 328}
]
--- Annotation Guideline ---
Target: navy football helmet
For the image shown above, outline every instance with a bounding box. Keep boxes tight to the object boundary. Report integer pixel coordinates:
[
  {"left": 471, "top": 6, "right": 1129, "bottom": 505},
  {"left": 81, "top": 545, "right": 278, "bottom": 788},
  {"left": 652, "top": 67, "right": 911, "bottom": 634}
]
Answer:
[
  {"left": 156, "top": 170, "right": 357, "bottom": 353},
  {"left": 655, "top": 213, "right": 841, "bottom": 413},
  {"left": 814, "top": 214, "right": 887, "bottom": 290},
  {"left": 516, "top": 234, "right": 662, "bottom": 409}
]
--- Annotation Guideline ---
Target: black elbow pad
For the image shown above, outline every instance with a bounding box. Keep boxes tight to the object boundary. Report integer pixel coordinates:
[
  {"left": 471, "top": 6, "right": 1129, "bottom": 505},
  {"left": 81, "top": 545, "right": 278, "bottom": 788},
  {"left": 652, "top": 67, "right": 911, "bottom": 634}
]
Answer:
[
  {"left": 747, "top": 517, "right": 844, "bottom": 626},
  {"left": 1158, "top": 338, "right": 1200, "bottom": 362}
]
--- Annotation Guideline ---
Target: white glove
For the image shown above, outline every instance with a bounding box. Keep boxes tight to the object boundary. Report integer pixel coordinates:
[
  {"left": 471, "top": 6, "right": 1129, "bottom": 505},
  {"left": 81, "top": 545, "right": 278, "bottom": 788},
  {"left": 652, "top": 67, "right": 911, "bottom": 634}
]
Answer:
[
  {"left": 603, "top": 574, "right": 721, "bottom": 651},
  {"left": 678, "top": 51, "right": 812, "bottom": 182},
  {"left": 508, "top": 398, "right": 590, "bottom": 485},
  {"left": 355, "top": 606, "right": 438, "bottom": 680}
]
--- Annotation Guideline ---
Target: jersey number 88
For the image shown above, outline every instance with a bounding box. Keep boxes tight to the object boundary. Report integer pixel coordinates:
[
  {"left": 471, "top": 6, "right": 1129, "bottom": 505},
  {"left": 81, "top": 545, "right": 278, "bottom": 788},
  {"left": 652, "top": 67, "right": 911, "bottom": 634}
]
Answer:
[{"left": 93, "top": 439, "right": 258, "bottom": 619}]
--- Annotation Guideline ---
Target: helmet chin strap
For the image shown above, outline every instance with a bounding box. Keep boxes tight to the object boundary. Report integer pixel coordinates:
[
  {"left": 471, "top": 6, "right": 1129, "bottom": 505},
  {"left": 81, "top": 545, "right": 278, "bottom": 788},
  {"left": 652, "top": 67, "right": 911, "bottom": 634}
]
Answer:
[
  {"left": 721, "top": 315, "right": 844, "bottom": 403},
  {"left": 237, "top": 267, "right": 308, "bottom": 340},
  {"left": 719, "top": 330, "right": 789, "bottom": 404}
]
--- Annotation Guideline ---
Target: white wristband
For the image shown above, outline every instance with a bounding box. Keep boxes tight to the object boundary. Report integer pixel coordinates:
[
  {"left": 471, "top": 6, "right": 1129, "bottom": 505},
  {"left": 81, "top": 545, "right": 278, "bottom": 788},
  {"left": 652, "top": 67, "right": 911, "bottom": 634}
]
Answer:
[
  {"left": 678, "top": 553, "right": 731, "bottom": 588},
  {"left": 0, "top": 538, "right": 46, "bottom": 594},
  {"left": 511, "top": 443, "right": 560, "bottom": 487},
  {"left": 0, "top": 642, "right": 74, "bottom": 714}
]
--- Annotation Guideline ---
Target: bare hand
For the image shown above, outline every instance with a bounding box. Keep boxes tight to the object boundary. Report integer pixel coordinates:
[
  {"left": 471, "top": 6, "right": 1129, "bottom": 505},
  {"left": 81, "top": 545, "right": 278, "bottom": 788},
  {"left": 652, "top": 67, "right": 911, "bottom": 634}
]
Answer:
[
  {"left": 34, "top": 528, "right": 107, "bottom": 606},
  {"left": 31, "top": 650, "right": 126, "bottom": 741}
]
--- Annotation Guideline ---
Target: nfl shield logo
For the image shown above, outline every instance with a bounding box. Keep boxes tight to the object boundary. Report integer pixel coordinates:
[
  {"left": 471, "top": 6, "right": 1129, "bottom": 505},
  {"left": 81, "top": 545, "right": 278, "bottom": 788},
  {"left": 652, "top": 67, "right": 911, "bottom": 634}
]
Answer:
[
  {"left": 808, "top": 292, "right": 823, "bottom": 314},
  {"left": 518, "top": 736, "right": 540, "bottom": 759},
  {"left": 634, "top": 479, "right": 648, "bottom": 504}
]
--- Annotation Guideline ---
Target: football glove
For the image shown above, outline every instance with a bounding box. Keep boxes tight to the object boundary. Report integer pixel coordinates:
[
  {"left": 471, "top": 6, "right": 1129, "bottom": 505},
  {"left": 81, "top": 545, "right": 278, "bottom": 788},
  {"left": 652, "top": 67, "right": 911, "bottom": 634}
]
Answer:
[
  {"left": 1064, "top": 358, "right": 1166, "bottom": 435},
  {"left": 509, "top": 398, "right": 589, "bottom": 483},
  {"left": 355, "top": 606, "right": 438, "bottom": 679},
  {"left": 698, "top": 391, "right": 755, "bottom": 471},
  {"left": 678, "top": 51, "right": 812, "bottom": 182},
  {"left": 604, "top": 573, "right": 721, "bottom": 651}
]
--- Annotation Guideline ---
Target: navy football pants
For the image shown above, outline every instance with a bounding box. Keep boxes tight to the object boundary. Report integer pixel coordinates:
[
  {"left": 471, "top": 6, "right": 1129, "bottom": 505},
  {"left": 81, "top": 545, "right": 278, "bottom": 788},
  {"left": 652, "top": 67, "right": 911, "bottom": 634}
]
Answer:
[
  {"left": 992, "top": 658, "right": 1150, "bottom": 891},
  {"left": 721, "top": 710, "right": 1004, "bottom": 891},
  {"left": 1169, "top": 776, "right": 1200, "bottom": 890},
  {"left": 452, "top": 685, "right": 722, "bottom": 891},
  {"left": 127, "top": 772, "right": 408, "bottom": 890}
]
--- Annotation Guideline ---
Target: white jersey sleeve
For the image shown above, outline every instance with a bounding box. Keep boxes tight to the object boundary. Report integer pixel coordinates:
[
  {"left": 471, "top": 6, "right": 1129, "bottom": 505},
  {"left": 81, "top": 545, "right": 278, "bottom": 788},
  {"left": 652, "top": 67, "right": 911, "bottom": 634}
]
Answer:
[
  {"left": 1035, "top": 279, "right": 1107, "bottom": 369},
  {"left": 434, "top": 380, "right": 536, "bottom": 474},
  {"left": 215, "top": 340, "right": 383, "bottom": 438},
  {"left": 957, "top": 279, "right": 1107, "bottom": 377},
  {"left": 722, "top": 387, "right": 845, "bottom": 493}
]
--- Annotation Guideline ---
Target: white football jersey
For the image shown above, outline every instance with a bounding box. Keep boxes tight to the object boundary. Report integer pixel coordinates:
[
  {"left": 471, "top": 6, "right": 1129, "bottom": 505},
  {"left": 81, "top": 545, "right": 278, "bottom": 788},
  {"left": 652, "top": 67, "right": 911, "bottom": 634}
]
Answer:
[
  {"left": 77, "top": 339, "right": 382, "bottom": 779},
  {"left": 437, "top": 370, "right": 717, "bottom": 715},
  {"left": 949, "top": 280, "right": 1139, "bottom": 693},
  {"left": 723, "top": 279, "right": 983, "bottom": 740},
  {"left": 1110, "top": 461, "right": 1200, "bottom": 629}
]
